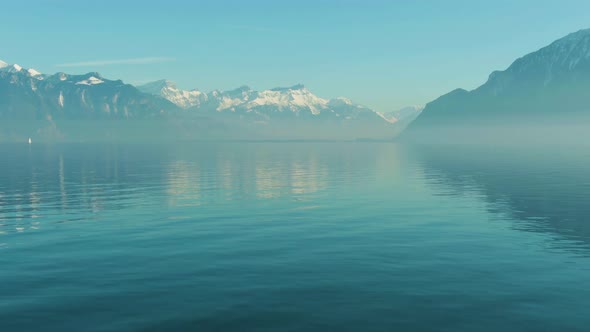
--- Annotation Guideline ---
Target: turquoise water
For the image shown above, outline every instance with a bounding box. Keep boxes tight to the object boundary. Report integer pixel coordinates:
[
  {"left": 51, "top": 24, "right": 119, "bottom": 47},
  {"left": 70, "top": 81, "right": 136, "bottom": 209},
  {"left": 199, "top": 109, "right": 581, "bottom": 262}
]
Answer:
[{"left": 1, "top": 143, "right": 589, "bottom": 331}]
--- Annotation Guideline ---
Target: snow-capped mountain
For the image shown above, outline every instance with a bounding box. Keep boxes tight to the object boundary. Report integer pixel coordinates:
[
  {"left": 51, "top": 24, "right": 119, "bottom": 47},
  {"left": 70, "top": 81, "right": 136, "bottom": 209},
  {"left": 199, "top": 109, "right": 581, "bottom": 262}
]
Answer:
[
  {"left": 0, "top": 61, "right": 43, "bottom": 78},
  {"left": 138, "top": 80, "right": 207, "bottom": 109},
  {"left": 405, "top": 28, "right": 590, "bottom": 140},
  {"left": 139, "top": 81, "right": 391, "bottom": 124},
  {"left": 0, "top": 59, "right": 401, "bottom": 141},
  {"left": 138, "top": 82, "right": 400, "bottom": 139},
  {"left": 230, "top": 84, "right": 330, "bottom": 115},
  {"left": 202, "top": 84, "right": 359, "bottom": 118},
  {"left": 0, "top": 59, "right": 177, "bottom": 121},
  {"left": 0, "top": 60, "right": 43, "bottom": 78}
]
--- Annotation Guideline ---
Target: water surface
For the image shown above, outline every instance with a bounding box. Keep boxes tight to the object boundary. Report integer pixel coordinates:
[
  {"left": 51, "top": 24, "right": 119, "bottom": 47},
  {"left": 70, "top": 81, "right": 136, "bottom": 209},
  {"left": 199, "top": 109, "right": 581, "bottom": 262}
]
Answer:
[{"left": 1, "top": 143, "right": 589, "bottom": 331}]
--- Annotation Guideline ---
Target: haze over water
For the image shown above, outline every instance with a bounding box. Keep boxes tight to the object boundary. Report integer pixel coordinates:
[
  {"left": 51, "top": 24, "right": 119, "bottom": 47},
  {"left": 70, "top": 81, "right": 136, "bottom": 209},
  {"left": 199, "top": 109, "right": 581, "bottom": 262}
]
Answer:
[{"left": 1, "top": 142, "right": 589, "bottom": 331}]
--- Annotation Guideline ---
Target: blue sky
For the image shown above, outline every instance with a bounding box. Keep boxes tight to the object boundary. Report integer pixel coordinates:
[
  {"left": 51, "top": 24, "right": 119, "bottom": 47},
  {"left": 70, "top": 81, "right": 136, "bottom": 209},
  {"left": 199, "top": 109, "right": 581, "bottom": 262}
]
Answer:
[{"left": 2, "top": 0, "right": 590, "bottom": 111}]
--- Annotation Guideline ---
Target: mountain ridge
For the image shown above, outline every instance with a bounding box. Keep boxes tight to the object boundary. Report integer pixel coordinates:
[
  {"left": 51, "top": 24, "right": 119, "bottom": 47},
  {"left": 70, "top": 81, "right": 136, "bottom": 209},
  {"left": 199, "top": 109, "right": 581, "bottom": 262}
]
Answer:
[
  {"left": 404, "top": 27, "right": 590, "bottom": 141},
  {"left": 0, "top": 60, "right": 405, "bottom": 142},
  {"left": 138, "top": 79, "right": 395, "bottom": 123}
]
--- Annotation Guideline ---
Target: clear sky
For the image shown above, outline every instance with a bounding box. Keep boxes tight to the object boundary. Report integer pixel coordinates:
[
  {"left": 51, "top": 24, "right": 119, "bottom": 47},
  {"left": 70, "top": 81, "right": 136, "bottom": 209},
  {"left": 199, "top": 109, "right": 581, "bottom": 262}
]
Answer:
[{"left": 2, "top": 0, "right": 590, "bottom": 111}]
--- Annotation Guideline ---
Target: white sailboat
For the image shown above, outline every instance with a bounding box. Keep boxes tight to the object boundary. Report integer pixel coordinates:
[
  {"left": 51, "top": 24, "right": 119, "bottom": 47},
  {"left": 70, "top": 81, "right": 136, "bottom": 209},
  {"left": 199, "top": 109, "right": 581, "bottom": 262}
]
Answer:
[{"left": 28, "top": 137, "right": 32, "bottom": 144}]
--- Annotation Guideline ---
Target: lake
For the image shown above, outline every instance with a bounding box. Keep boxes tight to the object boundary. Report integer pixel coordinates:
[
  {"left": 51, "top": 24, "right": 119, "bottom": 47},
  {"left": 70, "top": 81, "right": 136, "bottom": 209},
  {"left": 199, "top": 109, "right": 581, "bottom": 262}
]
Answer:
[{"left": 1, "top": 142, "right": 589, "bottom": 331}]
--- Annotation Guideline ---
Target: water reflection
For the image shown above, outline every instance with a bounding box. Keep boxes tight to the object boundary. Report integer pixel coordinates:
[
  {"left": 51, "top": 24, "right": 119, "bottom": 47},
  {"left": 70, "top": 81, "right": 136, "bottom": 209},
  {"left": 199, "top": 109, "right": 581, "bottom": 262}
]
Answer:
[
  {"left": 0, "top": 143, "right": 384, "bottom": 235},
  {"left": 5, "top": 142, "right": 588, "bottom": 256},
  {"left": 413, "top": 145, "right": 590, "bottom": 252},
  {"left": 166, "top": 160, "right": 202, "bottom": 207},
  {"left": 0, "top": 144, "right": 162, "bottom": 234}
]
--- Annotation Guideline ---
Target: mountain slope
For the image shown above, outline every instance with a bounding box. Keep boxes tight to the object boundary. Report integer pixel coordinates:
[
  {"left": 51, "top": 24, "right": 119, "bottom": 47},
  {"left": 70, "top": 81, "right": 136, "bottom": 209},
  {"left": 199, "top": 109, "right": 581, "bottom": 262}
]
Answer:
[
  {"left": 0, "top": 60, "right": 183, "bottom": 142},
  {"left": 0, "top": 61, "right": 179, "bottom": 121},
  {"left": 138, "top": 80, "right": 207, "bottom": 109},
  {"left": 378, "top": 105, "right": 424, "bottom": 129},
  {"left": 405, "top": 28, "right": 590, "bottom": 141}
]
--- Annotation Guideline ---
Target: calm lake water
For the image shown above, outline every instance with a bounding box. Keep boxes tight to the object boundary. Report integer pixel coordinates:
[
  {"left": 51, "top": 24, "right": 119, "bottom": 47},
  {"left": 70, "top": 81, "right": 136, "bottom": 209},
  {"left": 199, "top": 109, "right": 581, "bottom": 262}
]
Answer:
[{"left": 1, "top": 143, "right": 589, "bottom": 331}]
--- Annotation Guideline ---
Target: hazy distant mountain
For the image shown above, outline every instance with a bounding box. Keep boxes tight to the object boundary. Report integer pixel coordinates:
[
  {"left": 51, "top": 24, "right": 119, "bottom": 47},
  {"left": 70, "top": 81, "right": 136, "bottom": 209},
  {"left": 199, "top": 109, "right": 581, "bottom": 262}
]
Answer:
[
  {"left": 378, "top": 105, "right": 424, "bottom": 129},
  {"left": 138, "top": 80, "right": 207, "bottom": 109},
  {"left": 138, "top": 81, "right": 401, "bottom": 140},
  {"left": 405, "top": 28, "right": 590, "bottom": 142},
  {"left": 139, "top": 80, "right": 391, "bottom": 122}
]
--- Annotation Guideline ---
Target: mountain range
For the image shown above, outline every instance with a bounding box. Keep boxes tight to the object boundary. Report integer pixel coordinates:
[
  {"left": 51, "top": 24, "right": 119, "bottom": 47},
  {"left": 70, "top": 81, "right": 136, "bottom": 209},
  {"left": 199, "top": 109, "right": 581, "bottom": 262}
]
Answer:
[
  {"left": 2, "top": 28, "right": 590, "bottom": 143},
  {"left": 137, "top": 80, "right": 393, "bottom": 123},
  {"left": 0, "top": 61, "right": 175, "bottom": 121},
  {"left": 0, "top": 61, "right": 419, "bottom": 142},
  {"left": 404, "top": 28, "right": 590, "bottom": 143}
]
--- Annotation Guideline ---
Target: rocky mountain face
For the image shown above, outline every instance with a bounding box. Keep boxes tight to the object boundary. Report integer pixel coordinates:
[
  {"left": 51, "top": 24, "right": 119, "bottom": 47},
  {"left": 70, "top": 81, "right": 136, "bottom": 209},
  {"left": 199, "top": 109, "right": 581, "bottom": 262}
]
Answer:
[
  {"left": 0, "top": 64, "right": 177, "bottom": 121},
  {"left": 405, "top": 28, "right": 590, "bottom": 142},
  {"left": 137, "top": 80, "right": 206, "bottom": 109},
  {"left": 0, "top": 62, "right": 181, "bottom": 141}
]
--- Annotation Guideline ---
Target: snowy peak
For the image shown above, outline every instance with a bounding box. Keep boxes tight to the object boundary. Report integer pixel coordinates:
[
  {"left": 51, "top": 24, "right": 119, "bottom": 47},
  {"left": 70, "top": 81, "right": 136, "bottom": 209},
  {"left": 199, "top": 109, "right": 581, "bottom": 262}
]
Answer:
[
  {"left": 0, "top": 58, "right": 399, "bottom": 140},
  {"left": 0, "top": 63, "right": 23, "bottom": 73},
  {"left": 139, "top": 79, "right": 178, "bottom": 93},
  {"left": 328, "top": 97, "right": 355, "bottom": 107},
  {"left": 0, "top": 60, "right": 44, "bottom": 80},
  {"left": 137, "top": 80, "right": 206, "bottom": 109},
  {"left": 203, "top": 84, "right": 332, "bottom": 115},
  {"left": 137, "top": 80, "right": 387, "bottom": 120},
  {"left": 245, "top": 86, "right": 329, "bottom": 115},
  {"left": 10, "top": 64, "right": 22, "bottom": 72},
  {"left": 75, "top": 76, "right": 104, "bottom": 85},
  {"left": 27, "top": 68, "right": 42, "bottom": 77},
  {"left": 40, "top": 72, "right": 117, "bottom": 87}
]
